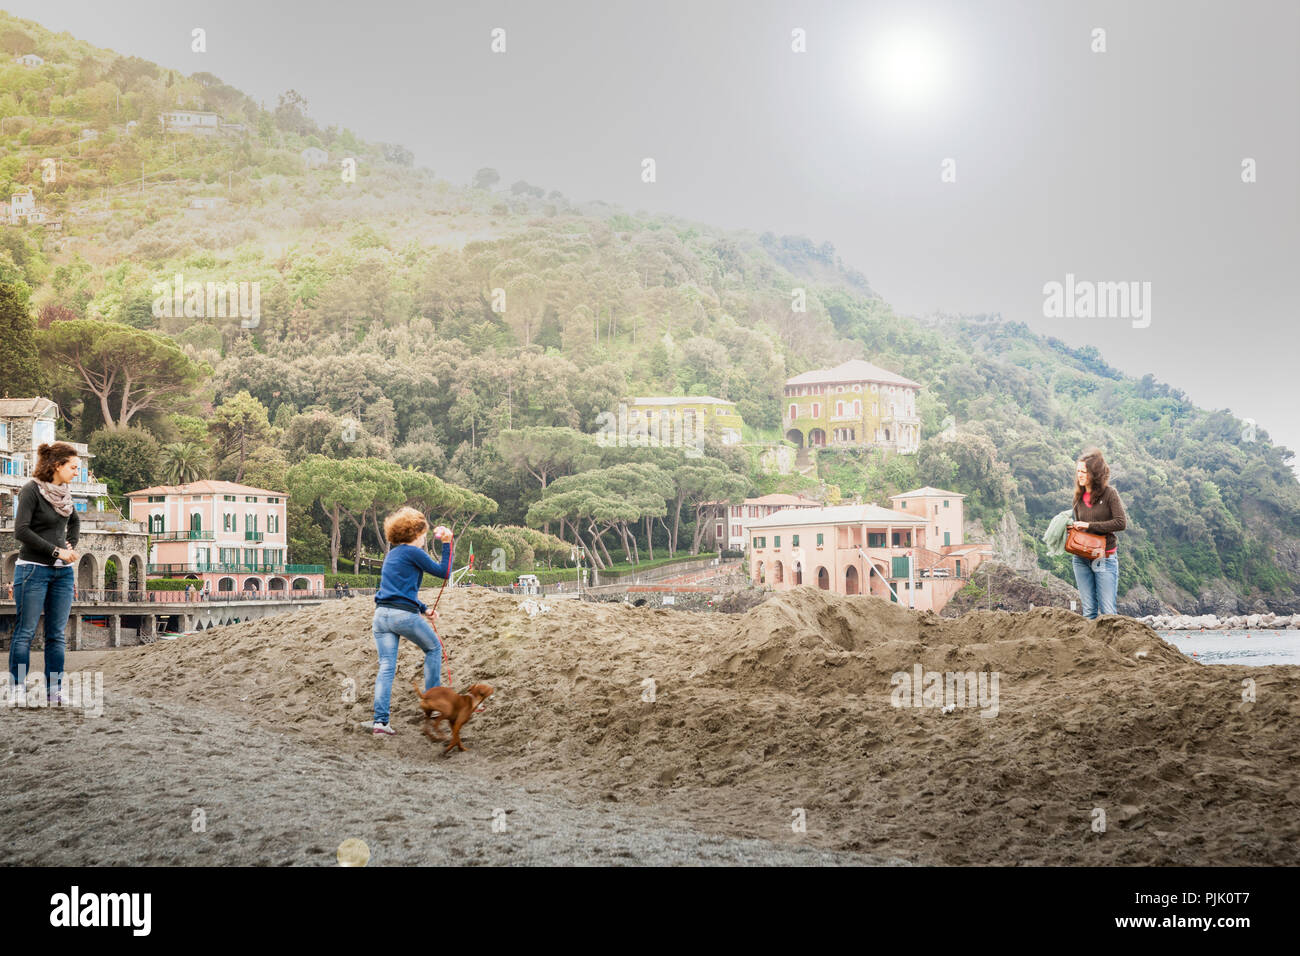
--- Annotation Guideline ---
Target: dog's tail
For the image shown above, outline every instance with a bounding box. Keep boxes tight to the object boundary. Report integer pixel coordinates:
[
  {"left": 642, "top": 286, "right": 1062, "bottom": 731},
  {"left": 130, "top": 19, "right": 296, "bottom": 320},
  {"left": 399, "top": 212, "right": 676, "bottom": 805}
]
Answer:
[{"left": 411, "top": 678, "right": 424, "bottom": 698}]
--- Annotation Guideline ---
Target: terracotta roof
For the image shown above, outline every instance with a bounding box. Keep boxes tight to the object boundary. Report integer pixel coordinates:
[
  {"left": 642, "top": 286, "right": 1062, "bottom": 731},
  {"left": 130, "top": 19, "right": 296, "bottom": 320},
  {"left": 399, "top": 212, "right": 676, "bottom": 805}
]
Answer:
[
  {"left": 126, "top": 479, "right": 287, "bottom": 498},
  {"left": 889, "top": 486, "right": 966, "bottom": 499},
  {"left": 749, "top": 503, "right": 928, "bottom": 529},
  {"left": 785, "top": 359, "right": 920, "bottom": 389}
]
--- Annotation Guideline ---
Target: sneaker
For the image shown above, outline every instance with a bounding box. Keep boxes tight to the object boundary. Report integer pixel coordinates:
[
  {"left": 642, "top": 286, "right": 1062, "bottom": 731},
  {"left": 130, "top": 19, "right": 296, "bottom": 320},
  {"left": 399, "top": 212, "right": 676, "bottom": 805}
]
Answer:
[{"left": 372, "top": 721, "right": 396, "bottom": 736}]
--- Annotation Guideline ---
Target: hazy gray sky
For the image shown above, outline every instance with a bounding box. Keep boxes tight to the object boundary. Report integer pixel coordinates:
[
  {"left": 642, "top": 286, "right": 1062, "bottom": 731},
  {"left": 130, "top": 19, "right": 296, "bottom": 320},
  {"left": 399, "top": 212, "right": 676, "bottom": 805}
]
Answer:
[{"left": 11, "top": 0, "right": 1299, "bottom": 460}]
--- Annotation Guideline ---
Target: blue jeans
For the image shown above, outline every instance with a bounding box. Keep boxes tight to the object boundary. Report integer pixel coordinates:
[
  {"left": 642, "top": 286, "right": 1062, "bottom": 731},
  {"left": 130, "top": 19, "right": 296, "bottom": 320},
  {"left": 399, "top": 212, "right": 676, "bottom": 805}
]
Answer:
[
  {"left": 1072, "top": 553, "right": 1118, "bottom": 619},
  {"left": 9, "top": 563, "right": 75, "bottom": 696},
  {"left": 372, "top": 605, "right": 442, "bottom": 725}
]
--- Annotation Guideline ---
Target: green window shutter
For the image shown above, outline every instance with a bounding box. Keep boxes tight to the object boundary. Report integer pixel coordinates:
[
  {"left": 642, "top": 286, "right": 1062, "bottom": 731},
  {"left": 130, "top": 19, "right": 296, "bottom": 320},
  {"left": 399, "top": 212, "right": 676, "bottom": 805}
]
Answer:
[
  {"left": 816, "top": 533, "right": 824, "bottom": 545},
  {"left": 891, "top": 556, "right": 910, "bottom": 578},
  {"left": 944, "top": 532, "right": 951, "bottom": 546},
  {"left": 792, "top": 534, "right": 799, "bottom": 547},
  {"left": 774, "top": 536, "right": 781, "bottom": 548}
]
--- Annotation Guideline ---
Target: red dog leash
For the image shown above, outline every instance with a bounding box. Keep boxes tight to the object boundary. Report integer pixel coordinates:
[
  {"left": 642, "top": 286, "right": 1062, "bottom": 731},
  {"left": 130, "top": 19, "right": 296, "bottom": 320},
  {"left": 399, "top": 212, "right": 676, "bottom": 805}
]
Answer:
[{"left": 429, "top": 545, "right": 482, "bottom": 710}]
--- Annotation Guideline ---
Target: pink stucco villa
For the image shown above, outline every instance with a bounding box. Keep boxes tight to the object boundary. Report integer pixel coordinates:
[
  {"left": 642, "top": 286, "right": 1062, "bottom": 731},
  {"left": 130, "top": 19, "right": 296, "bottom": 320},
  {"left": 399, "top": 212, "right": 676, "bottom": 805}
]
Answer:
[
  {"left": 746, "top": 487, "right": 991, "bottom": 612},
  {"left": 126, "top": 480, "right": 325, "bottom": 594}
]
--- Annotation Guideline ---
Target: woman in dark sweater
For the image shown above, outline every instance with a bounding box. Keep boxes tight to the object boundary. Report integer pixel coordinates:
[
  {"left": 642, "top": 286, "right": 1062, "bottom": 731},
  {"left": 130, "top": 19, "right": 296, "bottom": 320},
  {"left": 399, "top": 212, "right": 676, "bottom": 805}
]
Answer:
[
  {"left": 10, "top": 442, "right": 82, "bottom": 705},
  {"left": 1071, "top": 446, "right": 1127, "bottom": 618},
  {"left": 370, "top": 507, "right": 453, "bottom": 736}
]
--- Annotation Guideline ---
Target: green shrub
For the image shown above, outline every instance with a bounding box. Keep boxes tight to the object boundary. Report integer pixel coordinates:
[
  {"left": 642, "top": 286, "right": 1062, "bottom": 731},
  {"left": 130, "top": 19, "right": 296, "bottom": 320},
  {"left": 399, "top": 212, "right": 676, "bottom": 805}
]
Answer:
[
  {"left": 146, "top": 578, "right": 192, "bottom": 590},
  {"left": 325, "top": 573, "right": 379, "bottom": 588}
]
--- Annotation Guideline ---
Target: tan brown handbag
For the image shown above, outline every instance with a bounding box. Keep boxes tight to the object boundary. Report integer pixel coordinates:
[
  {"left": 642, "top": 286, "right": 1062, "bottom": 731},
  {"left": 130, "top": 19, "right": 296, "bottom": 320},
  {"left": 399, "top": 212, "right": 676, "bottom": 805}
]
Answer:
[
  {"left": 1065, "top": 526, "right": 1107, "bottom": 560},
  {"left": 1066, "top": 499, "right": 1107, "bottom": 560}
]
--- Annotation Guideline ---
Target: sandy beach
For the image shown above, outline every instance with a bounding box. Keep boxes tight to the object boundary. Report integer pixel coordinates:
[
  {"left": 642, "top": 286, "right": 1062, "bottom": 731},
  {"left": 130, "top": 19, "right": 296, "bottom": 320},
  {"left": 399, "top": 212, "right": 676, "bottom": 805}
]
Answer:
[{"left": 4, "top": 586, "right": 1298, "bottom": 865}]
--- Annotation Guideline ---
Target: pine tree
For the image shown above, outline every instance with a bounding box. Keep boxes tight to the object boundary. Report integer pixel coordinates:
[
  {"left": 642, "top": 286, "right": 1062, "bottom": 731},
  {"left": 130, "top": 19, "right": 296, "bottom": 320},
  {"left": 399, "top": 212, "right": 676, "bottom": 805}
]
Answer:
[{"left": 0, "top": 282, "right": 46, "bottom": 399}]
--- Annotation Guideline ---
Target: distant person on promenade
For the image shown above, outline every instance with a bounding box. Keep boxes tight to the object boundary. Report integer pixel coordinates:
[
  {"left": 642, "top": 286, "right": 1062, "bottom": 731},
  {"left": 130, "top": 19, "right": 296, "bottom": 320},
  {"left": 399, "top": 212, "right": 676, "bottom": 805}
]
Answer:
[
  {"left": 370, "top": 507, "right": 453, "bottom": 736},
  {"left": 9, "top": 442, "right": 81, "bottom": 705},
  {"left": 1071, "top": 447, "right": 1128, "bottom": 619}
]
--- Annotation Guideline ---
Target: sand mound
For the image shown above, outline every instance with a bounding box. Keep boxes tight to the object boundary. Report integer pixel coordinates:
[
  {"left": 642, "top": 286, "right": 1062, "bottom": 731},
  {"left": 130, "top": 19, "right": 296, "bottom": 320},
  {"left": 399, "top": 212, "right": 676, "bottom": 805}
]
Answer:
[
  {"left": 94, "top": 585, "right": 1300, "bottom": 865},
  {"left": 709, "top": 587, "right": 1189, "bottom": 693}
]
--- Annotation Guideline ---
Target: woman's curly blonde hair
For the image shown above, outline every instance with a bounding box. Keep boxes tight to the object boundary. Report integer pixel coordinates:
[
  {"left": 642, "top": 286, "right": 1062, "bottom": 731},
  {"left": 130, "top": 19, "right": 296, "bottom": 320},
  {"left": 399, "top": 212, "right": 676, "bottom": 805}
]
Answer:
[{"left": 383, "top": 506, "right": 428, "bottom": 545}]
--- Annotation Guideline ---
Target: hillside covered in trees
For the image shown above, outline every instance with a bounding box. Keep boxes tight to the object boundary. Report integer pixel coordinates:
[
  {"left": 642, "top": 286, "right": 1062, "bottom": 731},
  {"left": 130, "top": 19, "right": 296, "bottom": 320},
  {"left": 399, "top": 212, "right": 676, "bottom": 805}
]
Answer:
[{"left": 2, "top": 10, "right": 1298, "bottom": 612}]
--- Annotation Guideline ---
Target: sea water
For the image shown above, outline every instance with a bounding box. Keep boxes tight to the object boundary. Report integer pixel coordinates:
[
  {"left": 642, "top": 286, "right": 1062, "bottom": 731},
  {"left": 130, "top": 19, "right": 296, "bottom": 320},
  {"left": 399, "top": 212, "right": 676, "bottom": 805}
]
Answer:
[{"left": 1156, "top": 629, "right": 1300, "bottom": 666}]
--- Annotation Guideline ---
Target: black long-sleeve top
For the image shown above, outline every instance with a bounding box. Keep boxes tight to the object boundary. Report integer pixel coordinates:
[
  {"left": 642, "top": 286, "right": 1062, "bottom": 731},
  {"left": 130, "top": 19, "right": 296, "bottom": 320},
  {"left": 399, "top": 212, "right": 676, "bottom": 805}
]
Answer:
[{"left": 13, "top": 480, "right": 80, "bottom": 565}]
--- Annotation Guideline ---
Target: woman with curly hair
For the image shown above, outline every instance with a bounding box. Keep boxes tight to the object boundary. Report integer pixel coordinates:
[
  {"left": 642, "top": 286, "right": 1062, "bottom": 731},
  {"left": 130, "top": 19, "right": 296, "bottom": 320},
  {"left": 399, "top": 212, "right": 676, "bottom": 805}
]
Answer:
[{"left": 369, "top": 507, "right": 453, "bottom": 736}]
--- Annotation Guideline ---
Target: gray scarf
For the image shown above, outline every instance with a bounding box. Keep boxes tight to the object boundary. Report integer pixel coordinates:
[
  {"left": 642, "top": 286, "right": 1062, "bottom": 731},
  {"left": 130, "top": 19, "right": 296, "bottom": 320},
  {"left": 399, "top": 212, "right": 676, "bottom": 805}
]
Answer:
[{"left": 35, "top": 479, "right": 75, "bottom": 517}]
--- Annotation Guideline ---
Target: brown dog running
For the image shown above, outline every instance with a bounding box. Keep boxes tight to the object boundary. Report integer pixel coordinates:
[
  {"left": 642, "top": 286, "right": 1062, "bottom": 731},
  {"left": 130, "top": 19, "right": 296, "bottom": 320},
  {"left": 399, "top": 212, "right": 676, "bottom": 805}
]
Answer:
[{"left": 411, "top": 679, "right": 494, "bottom": 754}]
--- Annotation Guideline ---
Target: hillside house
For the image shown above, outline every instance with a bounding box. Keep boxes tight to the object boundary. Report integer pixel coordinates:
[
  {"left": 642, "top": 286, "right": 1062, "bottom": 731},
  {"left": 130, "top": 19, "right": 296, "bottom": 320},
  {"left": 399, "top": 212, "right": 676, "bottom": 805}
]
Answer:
[
  {"left": 784, "top": 359, "right": 921, "bottom": 453},
  {"left": 15, "top": 54, "right": 43, "bottom": 67},
  {"left": 159, "top": 110, "right": 221, "bottom": 134},
  {"left": 8, "top": 190, "right": 34, "bottom": 224},
  {"left": 628, "top": 396, "right": 744, "bottom": 446}
]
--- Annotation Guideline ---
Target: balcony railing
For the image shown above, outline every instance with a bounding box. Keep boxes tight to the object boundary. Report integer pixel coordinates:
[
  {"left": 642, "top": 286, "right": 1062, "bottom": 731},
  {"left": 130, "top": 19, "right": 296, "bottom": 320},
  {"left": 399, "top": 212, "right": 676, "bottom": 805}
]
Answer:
[
  {"left": 244, "top": 531, "right": 264, "bottom": 541},
  {"left": 147, "top": 563, "right": 326, "bottom": 575},
  {"left": 0, "top": 586, "right": 376, "bottom": 605},
  {"left": 151, "top": 530, "right": 216, "bottom": 541}
]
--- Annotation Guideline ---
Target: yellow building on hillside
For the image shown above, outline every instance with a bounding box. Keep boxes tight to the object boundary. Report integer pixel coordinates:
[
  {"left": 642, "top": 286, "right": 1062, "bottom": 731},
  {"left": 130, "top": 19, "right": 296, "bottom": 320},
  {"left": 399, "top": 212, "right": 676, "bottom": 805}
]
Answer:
[
  {"left": 628, "top": 396, "right": 744, "bottom": 446},
  {"left": 783, "top": 359, "right": 921, "bottom": 453}
]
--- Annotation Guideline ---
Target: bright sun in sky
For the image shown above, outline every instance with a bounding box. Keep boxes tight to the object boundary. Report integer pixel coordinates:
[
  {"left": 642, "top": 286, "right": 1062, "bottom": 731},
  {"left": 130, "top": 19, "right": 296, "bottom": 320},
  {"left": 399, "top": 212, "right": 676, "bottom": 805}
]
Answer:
[{"left": 866, "top": 26, "right": 949, "bottom": 112}]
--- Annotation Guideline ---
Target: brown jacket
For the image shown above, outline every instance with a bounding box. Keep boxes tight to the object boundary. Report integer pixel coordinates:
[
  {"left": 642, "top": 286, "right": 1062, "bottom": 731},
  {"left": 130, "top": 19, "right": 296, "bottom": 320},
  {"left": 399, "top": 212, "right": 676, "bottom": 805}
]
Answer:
[{"left": 1073, "top": 485, "right": 1127, "bottom": 553}]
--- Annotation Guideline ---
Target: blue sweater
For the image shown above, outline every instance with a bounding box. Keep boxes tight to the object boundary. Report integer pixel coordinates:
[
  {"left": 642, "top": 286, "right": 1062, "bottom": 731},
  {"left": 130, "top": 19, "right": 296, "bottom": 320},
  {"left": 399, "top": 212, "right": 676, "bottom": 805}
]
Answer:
[{"left": 374, "top": 541, "right": 453, "bottom": 614}]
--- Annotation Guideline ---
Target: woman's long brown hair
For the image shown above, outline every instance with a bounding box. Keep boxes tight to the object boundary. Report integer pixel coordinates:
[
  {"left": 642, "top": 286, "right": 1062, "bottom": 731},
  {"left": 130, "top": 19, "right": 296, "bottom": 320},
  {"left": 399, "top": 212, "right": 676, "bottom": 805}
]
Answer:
[
  {"left": 1073, "top": 446, "right": 1109, "bottom": 512},
  {"left": 32, "top": 441, "right": 79, "bottom": 483}
]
